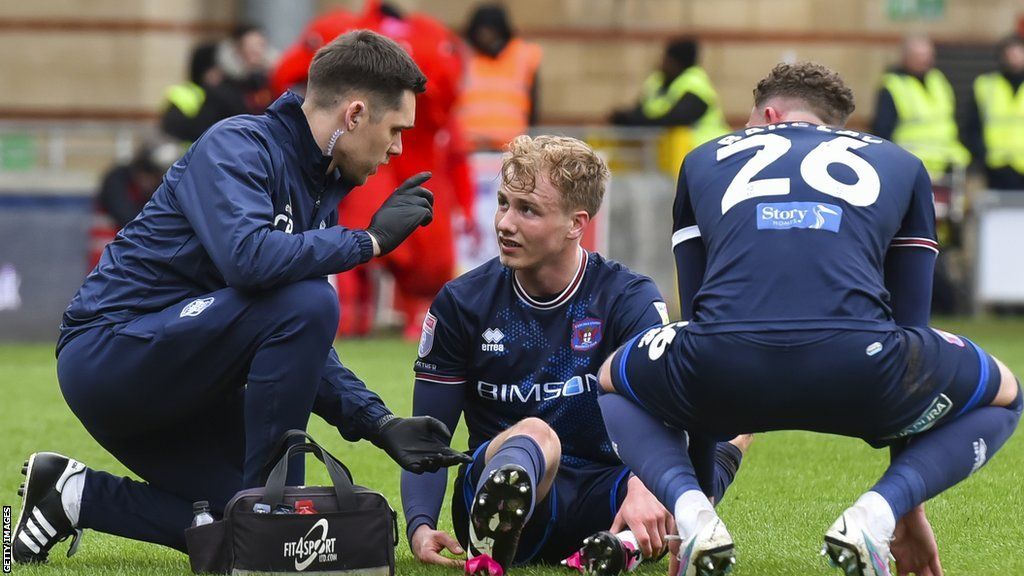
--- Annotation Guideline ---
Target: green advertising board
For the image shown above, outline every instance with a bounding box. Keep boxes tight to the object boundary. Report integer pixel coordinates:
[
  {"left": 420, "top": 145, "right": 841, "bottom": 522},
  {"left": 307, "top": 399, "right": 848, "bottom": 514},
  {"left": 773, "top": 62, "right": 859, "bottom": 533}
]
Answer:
[{"left": 888, "top": 0, "right": 946, "bottom": 20}]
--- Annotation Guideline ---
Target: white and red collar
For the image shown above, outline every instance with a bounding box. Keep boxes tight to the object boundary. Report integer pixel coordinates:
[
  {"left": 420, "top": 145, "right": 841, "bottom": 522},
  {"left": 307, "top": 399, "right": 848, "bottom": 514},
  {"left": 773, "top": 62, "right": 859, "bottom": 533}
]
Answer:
[{"left": 512, "top": 247, "right": 589, "bottom": 310}]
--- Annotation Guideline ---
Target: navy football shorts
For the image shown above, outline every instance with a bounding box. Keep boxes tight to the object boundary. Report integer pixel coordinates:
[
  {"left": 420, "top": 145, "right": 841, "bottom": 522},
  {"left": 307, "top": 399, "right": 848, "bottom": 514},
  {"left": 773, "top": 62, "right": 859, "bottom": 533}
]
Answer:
[
  {"left": 452, "top": 440, "right": 631, "bottom": 565},
  {"left": 608, "top": 322, "right": 1002, "bottom": 446}
]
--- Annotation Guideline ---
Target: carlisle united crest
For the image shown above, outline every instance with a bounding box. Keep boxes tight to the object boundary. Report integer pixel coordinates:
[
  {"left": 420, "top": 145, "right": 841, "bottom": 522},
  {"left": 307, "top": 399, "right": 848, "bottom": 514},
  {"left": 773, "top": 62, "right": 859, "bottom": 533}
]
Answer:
[{"left": 571, "top": 318, "right": 602, "bottom": 351}]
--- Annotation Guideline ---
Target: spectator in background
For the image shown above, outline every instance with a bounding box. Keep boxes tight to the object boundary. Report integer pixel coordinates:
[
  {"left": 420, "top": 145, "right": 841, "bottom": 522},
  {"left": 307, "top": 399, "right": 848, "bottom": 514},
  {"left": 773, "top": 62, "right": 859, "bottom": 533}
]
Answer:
[
  {"left": 967, "top": 34, "right": 1024, "bottom": 191},
  {"left": 271, "top": 2, "right": 476, "bottom": 341},
  {"left": 456, "top": 4, "right": 542, "bottom": 152},
  {"left": 89, "top": 139, "right": 180, "bottom": 268},
  {"left": 98, "top": 139, "right": 179, "bottom": 228},
  {"left": 875, "top": 36, "right": 974, "bottom": 315},
  {"left": 611, "top": 38, "right": 730, "bottom": 173},
  {"left": 610, "top": 38, "right": 729, "bottom": 141},
  {"left": 872, "top": 35, "right": 971, "bottom": 181},
  {"left": 217, "top": 25, "right": 277, "bottom": 114},
  {"left": 161, "top": 41, "right": 248, "bottom": 143}
]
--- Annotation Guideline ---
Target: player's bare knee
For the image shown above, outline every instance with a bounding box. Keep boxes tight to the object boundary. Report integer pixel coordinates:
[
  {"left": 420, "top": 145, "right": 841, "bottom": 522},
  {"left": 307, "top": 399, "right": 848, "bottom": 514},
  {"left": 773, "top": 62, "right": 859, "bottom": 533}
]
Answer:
[
  {"left": 598, "top": 354, "right": 617, "bottom": 394},
  {"left": 514, "top": 417, "right": 561, "bottom": 457},
  {"left": 990, "top": 357, "right": 1021, "bottom": 409}
]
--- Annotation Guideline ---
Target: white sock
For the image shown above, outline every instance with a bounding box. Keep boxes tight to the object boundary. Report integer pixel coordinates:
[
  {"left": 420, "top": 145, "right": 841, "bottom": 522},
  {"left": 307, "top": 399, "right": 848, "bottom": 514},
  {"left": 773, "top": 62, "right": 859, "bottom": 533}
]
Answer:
[
  {"left": 673, "top": 489, "right": 717, "bottom": 542},
  {"left": 61, "top": 470, "right": 85, "bottom": 527},
  {"left": 617, "top": 529, "right": 639, "bottom": 551},
  {"left": 854, "top": 491, "right": 896, "bottom": 542},
  {"left": 615, "top": 530, "right": 642, "bottom": 569}
]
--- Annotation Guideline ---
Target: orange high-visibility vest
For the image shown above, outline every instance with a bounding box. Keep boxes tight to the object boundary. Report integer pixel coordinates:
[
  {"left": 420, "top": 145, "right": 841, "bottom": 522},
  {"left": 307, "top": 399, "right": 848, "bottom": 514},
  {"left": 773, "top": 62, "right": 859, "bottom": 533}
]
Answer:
[{"left": 458, "top": 38, "right": 542, "bottom": 151}]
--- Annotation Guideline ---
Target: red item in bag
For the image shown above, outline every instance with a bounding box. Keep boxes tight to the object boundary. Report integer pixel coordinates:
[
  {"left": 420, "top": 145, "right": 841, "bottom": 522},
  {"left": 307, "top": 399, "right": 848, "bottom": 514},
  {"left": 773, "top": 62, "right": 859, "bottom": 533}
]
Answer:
[{"left": 294, "top": 500, "right": 317, "bottom": 515}]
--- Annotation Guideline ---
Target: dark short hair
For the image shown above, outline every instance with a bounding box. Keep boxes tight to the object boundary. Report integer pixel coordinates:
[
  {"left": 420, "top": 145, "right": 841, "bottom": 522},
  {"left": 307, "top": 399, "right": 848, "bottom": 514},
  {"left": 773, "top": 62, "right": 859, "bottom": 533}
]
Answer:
[
  {"left": 306, "top": 29, "right": 427, "bottom": 111},
  {"left": 997, "top": 33, "right": 1024, "bottom": 59},
  {"left": 466, "top": 4, "right": 513, "bottom": 52},
  {"left": 753, "top": 62, "right": 855, "bottom": 126},
  {"left": 189, "top": 42, "right": 219, "bottom": 86},
  {"left": 231, "top": 24, "right": 262, "bottom": 42},
  {"left": 665, "top": 38, "right": 698, "bottom": 70}
]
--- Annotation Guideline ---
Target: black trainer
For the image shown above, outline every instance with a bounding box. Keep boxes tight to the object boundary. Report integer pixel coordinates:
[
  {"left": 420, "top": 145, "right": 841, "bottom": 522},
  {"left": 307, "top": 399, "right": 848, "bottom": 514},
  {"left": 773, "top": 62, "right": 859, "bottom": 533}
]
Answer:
[
  {"left": 562, "top": 531, "right": 642, "bottom": 575},
  {"left": 13, "top": 452, "right": 86, "bottom": 563},
  {"left": 465, "top": 464, "right": 533, "bottom": 576}
]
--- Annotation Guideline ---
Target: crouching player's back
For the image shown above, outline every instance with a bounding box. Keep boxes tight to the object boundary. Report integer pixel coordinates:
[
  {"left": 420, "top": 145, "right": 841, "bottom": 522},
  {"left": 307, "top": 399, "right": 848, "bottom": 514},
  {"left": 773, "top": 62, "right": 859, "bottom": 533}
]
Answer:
[
  {"left": 678, "top": 120, "right": 933, "bottom": 333},
  {"left": 598, "top": 62, "right": 1021, "bottom": 576}
]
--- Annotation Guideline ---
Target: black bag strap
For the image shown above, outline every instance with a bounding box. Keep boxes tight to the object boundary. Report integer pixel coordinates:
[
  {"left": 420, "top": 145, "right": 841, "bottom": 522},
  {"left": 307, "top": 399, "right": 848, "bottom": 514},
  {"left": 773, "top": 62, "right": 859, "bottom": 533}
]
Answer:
[
  {"left": 260, "top": 432, "right": 356, "bottom": 510},
  {"left": 259, "top": 429, "right": 323, "bottom": 485}
]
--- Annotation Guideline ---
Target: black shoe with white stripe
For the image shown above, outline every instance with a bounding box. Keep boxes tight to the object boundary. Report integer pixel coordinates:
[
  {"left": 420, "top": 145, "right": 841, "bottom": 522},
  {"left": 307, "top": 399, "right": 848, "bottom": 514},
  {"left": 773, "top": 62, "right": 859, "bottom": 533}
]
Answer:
[{"left": 13, "top": 452, "right": 86, "bottom": 563}]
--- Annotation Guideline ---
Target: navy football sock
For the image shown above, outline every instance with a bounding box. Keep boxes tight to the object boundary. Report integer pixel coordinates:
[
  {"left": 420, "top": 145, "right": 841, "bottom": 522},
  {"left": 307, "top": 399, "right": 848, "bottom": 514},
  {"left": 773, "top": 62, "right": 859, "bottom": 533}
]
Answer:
[
  {"left": 598, "top": 393, "right": 701, "bottom": 508},
  {"left": 873, "top": 386, "right": 1022, "bottom": 520},
  {"left": 476, "top": 435, "right": 546, "bottom": 518},
  {"left": 711, "top": 442, "right": 743, "bottom": 503}
]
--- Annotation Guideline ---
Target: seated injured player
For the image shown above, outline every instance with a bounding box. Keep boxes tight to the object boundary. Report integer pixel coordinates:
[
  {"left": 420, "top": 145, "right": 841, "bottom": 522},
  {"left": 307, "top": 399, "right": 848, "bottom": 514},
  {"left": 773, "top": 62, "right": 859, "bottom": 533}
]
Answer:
[{"left": 400, "top": 134, "right": 752, "bottom": 576}]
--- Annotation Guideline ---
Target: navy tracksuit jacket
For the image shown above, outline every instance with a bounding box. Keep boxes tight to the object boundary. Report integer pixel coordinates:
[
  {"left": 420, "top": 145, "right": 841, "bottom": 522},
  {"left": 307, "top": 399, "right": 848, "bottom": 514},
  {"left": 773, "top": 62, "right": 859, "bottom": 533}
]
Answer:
[{"left": 56, "top": 92, "right": 391, "bottom": 550}]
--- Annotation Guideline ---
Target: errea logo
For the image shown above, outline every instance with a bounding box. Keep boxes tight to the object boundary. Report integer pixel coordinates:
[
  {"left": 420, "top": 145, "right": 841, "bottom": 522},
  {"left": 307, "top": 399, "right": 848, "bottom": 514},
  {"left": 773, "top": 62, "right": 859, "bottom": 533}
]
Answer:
[{"left": 482, "top": 328, "right": 505, "bottom": 352}]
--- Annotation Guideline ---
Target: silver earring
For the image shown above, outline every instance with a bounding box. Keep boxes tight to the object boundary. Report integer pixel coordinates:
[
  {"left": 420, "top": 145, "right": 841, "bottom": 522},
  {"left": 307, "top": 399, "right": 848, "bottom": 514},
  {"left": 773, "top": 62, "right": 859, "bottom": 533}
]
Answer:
[{"left": 325, "top": 129, "right": 344, "bottom": 155}]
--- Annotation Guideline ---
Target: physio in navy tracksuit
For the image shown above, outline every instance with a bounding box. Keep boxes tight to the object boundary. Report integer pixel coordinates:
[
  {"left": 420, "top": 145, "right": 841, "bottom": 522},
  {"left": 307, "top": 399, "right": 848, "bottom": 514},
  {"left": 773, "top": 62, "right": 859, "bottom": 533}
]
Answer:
[{"left": 13, "top": 30, "right": 471, "bottom": 563}]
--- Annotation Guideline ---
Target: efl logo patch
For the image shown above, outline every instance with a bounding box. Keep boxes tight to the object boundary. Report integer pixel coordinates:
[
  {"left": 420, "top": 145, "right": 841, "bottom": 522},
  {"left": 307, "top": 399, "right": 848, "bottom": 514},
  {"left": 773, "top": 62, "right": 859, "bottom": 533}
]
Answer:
[
  {"left": 571, "top": 318, "right": 603, "bottom": 351},
  {"left": 180, "top": 297, "right": 214, "bottom": 318},
  {"left": 418, "top": 312, "right": 436, "bottom": 357},
  {"left": 931, "top": 328, "right": 965, "bottom": 347},
  {"left": 757, "top": 202, "right": 842, "bottom": 233},
  {"left": 654, "top": 301, "right": 670, "bottom": 325}
]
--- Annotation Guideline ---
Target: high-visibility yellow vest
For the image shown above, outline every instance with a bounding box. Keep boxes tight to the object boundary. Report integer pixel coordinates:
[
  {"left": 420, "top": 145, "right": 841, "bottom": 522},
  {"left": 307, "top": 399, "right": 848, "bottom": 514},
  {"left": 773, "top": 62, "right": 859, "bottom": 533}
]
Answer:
[
  {"left": 642, "top": 66, "right": 730, "bottom": 145},
  {"left": 883, "top": 69, "right": 970, "bottom": 177},
  {"left": 974, "top": 72, "right": 1024, "bottom": 173},
  {"left": 641, "top": 66, "right": 730, "bottom": 173},
  {"left": 164, "top": 82, "right": 205, "bottom": 118}
]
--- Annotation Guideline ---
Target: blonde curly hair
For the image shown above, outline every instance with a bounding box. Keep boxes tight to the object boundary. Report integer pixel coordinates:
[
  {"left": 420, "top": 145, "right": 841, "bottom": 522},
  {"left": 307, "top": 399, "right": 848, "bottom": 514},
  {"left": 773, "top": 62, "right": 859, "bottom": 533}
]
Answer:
[{"left": 501, "top": 135, "right": 610, "bottom": 217}]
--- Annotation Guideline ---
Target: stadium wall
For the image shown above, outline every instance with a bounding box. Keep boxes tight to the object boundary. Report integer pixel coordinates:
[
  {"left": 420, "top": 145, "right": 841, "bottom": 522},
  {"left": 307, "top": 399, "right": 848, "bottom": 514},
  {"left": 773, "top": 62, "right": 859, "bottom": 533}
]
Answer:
[{"left": 0, "top": 1, "right": 1020, "bottom": 125}]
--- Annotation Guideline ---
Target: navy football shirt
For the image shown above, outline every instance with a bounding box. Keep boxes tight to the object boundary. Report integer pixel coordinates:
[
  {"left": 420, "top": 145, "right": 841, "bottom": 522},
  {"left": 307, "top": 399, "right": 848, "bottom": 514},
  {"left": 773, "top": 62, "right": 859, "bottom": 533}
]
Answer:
[
  {"left": 673, "top": 123, "right": 937, "bottom": 333},
  {"left": 414, "top": 248, "right": 668, "bottom": 467}
]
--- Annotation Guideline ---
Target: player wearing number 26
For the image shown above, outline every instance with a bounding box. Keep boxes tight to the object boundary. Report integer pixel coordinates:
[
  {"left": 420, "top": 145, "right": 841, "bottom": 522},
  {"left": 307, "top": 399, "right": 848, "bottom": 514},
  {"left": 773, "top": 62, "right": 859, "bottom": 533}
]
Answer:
[{"left": 596, "top": 62, "right": 1021, "bottom": 576}]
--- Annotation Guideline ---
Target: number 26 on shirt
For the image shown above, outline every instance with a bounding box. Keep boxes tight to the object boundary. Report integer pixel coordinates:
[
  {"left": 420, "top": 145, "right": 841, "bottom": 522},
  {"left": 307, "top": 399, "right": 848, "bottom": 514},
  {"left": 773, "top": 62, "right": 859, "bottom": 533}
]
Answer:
[{"left": 716, "top": 134, "right": 881, "bottom": 215}]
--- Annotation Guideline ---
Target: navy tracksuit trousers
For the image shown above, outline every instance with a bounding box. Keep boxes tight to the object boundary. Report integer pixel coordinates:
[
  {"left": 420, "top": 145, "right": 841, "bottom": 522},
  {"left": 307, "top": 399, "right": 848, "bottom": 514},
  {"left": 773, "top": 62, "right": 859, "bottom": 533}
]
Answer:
[{"left": 56, "top": 279, "right": 339, "bottom": 551}]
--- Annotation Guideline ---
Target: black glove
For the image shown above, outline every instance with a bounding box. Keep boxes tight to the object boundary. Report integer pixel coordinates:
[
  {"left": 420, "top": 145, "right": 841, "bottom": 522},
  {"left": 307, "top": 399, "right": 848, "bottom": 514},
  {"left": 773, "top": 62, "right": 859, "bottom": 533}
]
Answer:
[
  {"left": 365, "top": 172, "right": 435, "bottom": 256},
  {"left": 371, "top": 415, "right": 472, "bottom": 473}
]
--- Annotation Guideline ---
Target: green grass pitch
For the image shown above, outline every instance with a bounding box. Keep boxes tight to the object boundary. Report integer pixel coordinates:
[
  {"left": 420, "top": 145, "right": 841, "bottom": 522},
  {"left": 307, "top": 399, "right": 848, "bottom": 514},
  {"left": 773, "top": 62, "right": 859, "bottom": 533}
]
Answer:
[{"left": 1, "top": 317, "right": 1022, "bottom": 575}]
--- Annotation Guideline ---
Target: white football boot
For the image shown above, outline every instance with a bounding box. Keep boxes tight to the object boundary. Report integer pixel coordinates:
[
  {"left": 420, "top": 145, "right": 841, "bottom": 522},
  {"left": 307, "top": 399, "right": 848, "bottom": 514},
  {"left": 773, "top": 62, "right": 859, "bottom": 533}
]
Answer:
[{"left": 822, "top": 507, "right": 894, "bottom": 576}]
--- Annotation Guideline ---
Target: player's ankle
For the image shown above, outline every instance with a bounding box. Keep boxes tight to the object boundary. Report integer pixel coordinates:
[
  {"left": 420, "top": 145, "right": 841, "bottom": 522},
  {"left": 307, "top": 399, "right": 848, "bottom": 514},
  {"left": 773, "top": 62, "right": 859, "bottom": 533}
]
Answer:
[
  {"left": 673, "top": 489, "right": 717, "bottom": 542},
  {"left": 852, "top": 491, "right": 896, "bottom": 542},
  {"left": 61, "top": 469, "right": 86, "bottom": 527}
]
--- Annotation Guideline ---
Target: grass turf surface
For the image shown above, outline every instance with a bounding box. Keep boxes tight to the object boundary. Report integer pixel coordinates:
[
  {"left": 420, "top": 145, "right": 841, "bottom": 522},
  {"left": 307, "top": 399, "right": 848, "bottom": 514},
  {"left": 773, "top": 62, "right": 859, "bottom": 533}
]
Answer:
[{"left": 1, "top": 317, "right": 1021, "bottom": 575}]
